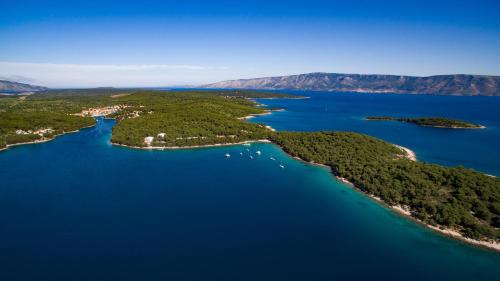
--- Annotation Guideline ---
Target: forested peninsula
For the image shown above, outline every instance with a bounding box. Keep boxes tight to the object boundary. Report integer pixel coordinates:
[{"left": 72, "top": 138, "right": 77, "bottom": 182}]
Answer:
[{"left": 1, "top": 89, "right": 498, "bottom": 250}]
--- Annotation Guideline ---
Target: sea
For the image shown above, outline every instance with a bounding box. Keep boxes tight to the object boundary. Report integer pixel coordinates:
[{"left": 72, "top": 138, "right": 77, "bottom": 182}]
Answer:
[{"left": 0, "top": 91, "right": 499, "bottom": 281}]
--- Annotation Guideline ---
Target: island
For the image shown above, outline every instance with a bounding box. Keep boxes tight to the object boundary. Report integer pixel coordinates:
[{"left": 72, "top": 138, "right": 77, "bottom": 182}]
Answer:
[
  {"left": 1, "top": 89, "right": 498, "bottom": 251},
  {"left": 366, "top": 116, "right": 485, "bottom": 129},
  {"left": 202, "top": 72, "right": 500, "bottom": 96}
]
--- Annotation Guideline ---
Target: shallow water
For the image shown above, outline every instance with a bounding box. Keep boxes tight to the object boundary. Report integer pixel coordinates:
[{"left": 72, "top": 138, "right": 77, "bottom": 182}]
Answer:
[{"left": 0, "top": 111, "right": 499, "bottom": 280}]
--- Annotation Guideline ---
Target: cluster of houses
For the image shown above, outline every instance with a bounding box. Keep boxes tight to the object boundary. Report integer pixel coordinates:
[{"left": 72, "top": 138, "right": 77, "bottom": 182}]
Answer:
[
  {"left": 144, "top": 133, "right": 166, "bottom": 146},
  {"left": 75, "top": 105, "right": 153, "bottom": 120},
  {"left": 124, "top": 110, "right": 141, "bottom": 119},
  {"left": 75, "top": 105, "right": 128, "bottom": 117},
  {"left": 15, "top": 128, "right": 54, "bottom": 136}
]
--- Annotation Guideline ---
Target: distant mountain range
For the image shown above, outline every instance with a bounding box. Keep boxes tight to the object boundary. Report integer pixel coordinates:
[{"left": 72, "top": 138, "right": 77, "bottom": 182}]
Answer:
[
  {"left": 0, "top": 80, "right": 48, "bottom": 93},
  {"left": 203, "top": 73, "right": 500, "bottom": 96}
]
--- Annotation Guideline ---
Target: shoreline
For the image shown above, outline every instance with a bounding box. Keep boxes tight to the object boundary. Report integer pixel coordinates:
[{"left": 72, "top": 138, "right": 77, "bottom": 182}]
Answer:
[
  {"left": 204, "top": 105, "right": 499, "bottom": 251},
  {"left": 111, "top": 107, "right": 279, "bottom": 151},
  {"left": 238, "top": 110, "right": 278, "bottom": 132},
  {"left": 0, "top": 123, "right": 96, "bottom": 153},
  {"left": 249, "top": 96, "right": 310, "bottom": 100},
  {"left": 111, "top": 139, "right": 272, "bottom": 151},
  {"left": 272, "top": 142, "right": 500, "bottom": 253},
  {"left": 419, "top": 124, "right": 486, "bottom": 129},
  {"left": 393, "top": 144, "right": 417, "bottom": 161},
  {"left": 366, "top": 118, "right": 485, "bottom": 129},
  {"left": 238, "top": 111, "right": 273, "bottom": 120},
  {"left": 3, "top": 105, "right": 498, "bottom": 252}
]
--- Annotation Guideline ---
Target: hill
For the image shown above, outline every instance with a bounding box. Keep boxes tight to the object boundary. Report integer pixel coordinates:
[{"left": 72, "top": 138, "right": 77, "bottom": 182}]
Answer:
[
  {"left": 203, "top": 73, "right": 500, "bottom": 96},
  {"left": 0, "top": 80, "right": 48, "bottom": 93}
]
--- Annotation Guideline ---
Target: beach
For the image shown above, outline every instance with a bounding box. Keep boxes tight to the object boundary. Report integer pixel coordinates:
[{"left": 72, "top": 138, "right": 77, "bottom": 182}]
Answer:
[{"left": 394, "top": 144, "right": 417, "bottom": 161}]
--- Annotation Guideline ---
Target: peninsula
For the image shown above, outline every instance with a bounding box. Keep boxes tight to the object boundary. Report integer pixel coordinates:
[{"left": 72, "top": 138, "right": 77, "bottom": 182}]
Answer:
[
  {"left": 1, "top": 89, "right": 498, "bottom": 251},
  {"left": 366, "top": 117, "right": 485, "bottom": 129}
]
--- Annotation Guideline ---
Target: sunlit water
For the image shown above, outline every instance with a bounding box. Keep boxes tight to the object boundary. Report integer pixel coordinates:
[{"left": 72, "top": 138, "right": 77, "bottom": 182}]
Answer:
[
  {"left": 0, "top": 93, "right": 499, "bottom": 280},
  {"left": 253, "top": 91, "right": 500, "bottom": 176}
]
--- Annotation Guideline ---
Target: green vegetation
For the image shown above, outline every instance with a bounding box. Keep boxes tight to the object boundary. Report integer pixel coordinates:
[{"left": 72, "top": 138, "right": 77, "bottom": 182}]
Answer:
[
  {"left": 270, "top": 131, "right": 500, "bottom": 241},
  {"left": 110, "top": 91, "right": 272, "bottom": 147},
  {"left": 1, "top": 88, "right": 498, "bottom": 244},
  {"left": 0, "top": 95, "right": 96, "bottom": 149},
  {"left": 0, "top": 89, "right": 294, "bottom": 149},
  {"left": 367, "top": 116, "right": 484, "bottom": 128}
]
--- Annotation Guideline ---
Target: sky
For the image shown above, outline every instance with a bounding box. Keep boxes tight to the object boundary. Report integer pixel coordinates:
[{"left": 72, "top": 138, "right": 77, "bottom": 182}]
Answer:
[{"left": 1, "top": 0, "right": 500, "bottom": 88}]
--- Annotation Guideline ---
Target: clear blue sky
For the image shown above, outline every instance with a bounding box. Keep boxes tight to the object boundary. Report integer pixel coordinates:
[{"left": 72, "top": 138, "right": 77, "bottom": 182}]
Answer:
[{"left": 1, "top": 0, "right": 499, "bottom": 87}]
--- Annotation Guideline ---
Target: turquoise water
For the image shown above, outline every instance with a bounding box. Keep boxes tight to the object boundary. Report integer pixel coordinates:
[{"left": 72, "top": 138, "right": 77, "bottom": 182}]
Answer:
[
  {"left": 0, "top": 102, "right": 499, "bottom": 280},
  {"left": 253, "top": 91, "right": 500, "bottom": 176}
]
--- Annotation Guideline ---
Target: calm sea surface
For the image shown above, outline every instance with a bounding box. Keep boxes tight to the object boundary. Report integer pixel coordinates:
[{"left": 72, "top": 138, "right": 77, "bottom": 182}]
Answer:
[
  {"left": 253, "top": 91, "right": 500, "bottom": 176},
  {"left": 0, "top": 92, "right": 499, "bottom": 280}
]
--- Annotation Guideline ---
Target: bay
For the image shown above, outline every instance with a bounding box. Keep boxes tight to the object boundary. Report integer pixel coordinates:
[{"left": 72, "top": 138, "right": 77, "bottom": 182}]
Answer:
[{"left": 0, "top": 92, "right": 499, "bottom": 280}]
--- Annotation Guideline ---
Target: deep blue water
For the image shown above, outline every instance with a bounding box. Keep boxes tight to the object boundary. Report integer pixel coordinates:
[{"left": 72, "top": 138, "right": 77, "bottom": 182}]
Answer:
[
  {"left": 0, "top": 94, "right": 499, "bottom": 280},
  {"left": 253, "top": 91, "right": 500, "bottom": 176}
]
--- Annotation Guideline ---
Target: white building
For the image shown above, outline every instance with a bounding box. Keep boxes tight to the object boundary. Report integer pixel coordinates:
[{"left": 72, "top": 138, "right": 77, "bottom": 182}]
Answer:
[
  {"left": 16, "top": 129, "right": 28, "bottom": 135},
  {"left": 144, "top": 136, "right": 154, "bottom": 146}
]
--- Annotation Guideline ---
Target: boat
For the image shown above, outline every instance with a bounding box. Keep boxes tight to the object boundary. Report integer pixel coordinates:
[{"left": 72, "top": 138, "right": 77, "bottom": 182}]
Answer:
[
  {"left": 279, "top": 164, "right": 285, "bottom": 169},
  {"left": 250, "top": 155, "right": 254, "bottom": 159},
  {"left": 270, "top": 157, "right": 275, "bottom": 161},
  {"left": 225, "top": 153, "right": 230, "bottom": 158},
  {"left": 256, "top": 150, "right": 261, "bottom": 155},
  {"left": 239, "top": 152, "right": 243, "bottom": 156},
  {"left": 243, "top": 143, "right": 251, "bottom": 146}
]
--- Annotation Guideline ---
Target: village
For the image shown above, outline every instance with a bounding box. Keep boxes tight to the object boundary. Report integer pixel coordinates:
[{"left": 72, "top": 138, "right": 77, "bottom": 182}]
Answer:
[
  {"left": 15, "top": 128, "right": 54, "bottom": 137},
  {"left": 73, "top": 105, "right": 129, "bottom": 117}
]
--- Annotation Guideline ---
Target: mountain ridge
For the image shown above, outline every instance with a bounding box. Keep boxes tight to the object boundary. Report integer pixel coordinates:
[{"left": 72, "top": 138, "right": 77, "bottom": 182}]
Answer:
[
  {"left": 203, "top": 72, "right": 500, "bottom": 96},
  {"left": 0, "top": 80, "right": 48, "bottom": 93}
]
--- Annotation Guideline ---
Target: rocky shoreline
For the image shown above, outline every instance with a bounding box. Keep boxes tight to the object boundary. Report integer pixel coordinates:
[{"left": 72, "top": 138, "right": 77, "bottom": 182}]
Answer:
[
  {"left": 273, "top": 143, "right": 500, "bottom": 252},
  {"left": 111, "top": 139, "right": 272, "bottom": 151}
]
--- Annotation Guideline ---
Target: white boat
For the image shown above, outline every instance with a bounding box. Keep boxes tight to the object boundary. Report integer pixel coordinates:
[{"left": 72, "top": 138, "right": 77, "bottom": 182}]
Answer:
[
  {"left": 245, "top": 148, "right": 250, "bottom": 152},
  {"left": 249, "top": 155, "right": 254, "bottom": 159},
  {"left": 256, "top": 150, "right": 261, "bottom": 155},
  {"left": 243, "top": 143, "right": 251, "bottom": 146},
  {"left": 270, "top": 157, "right": 275, "bottom": 161},
  {"left": 225, "top": 153, "right": 231, "bottom": 158},
  {"left": 239, "top": 152, "right": 243, "bottom": 156},
  {"left": 279, "top": 164, "right": 285, "bottom": 169}
]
